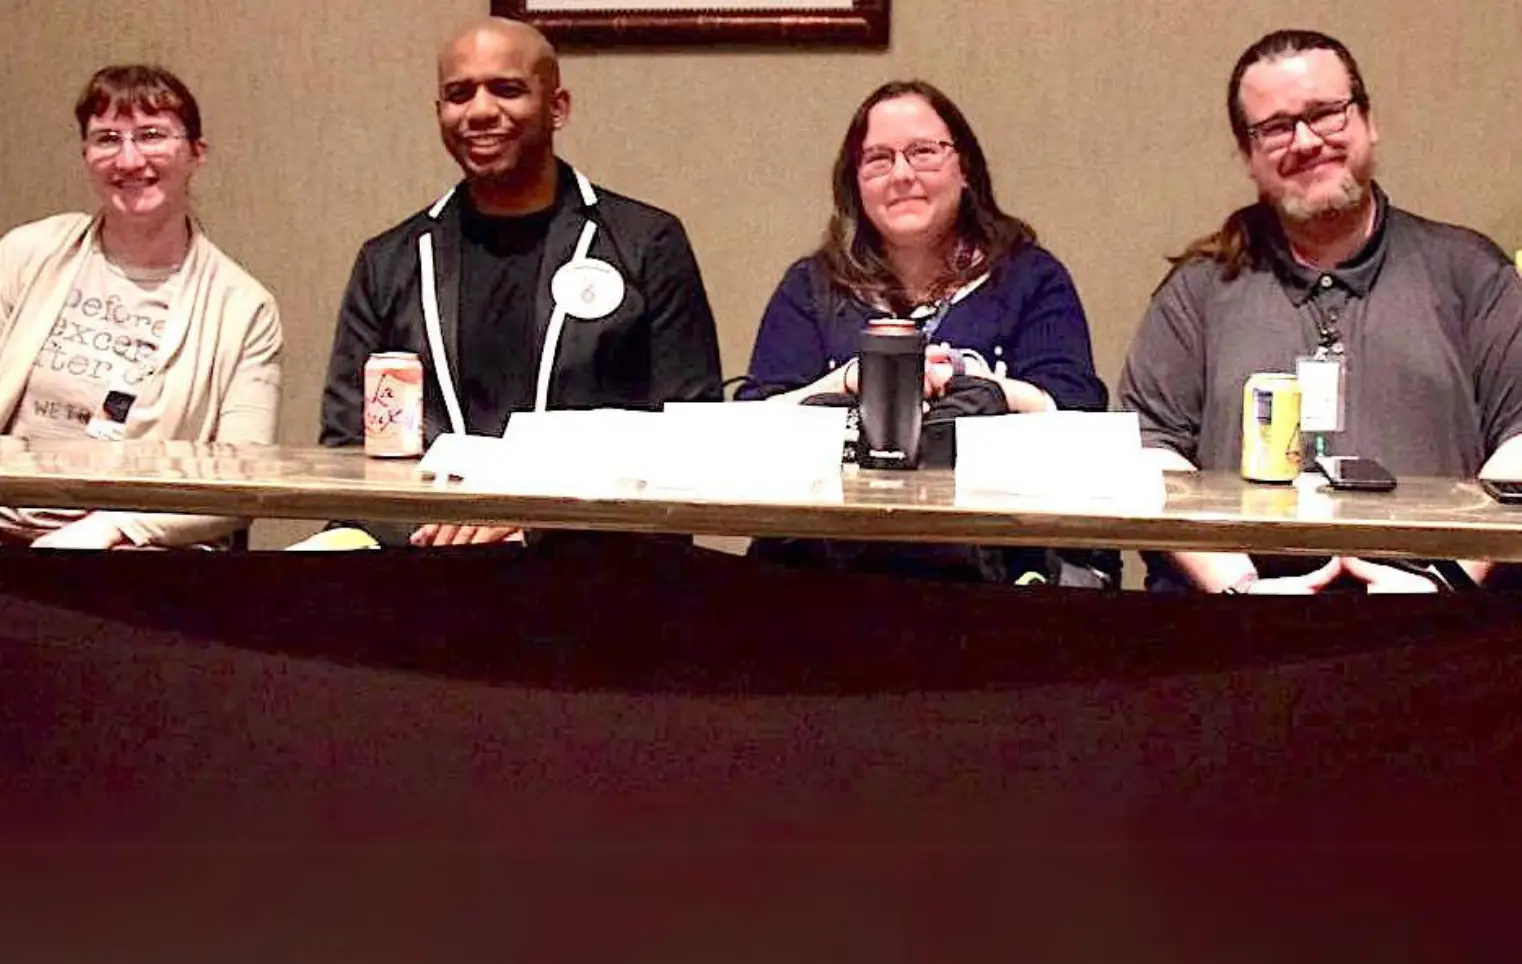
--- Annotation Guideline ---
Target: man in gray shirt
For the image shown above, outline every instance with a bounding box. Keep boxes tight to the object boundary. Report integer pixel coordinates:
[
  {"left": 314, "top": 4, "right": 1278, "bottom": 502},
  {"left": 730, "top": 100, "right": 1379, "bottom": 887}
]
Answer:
[{"left": 1118, "top": 29, "right": 1522, "bottom": 593}]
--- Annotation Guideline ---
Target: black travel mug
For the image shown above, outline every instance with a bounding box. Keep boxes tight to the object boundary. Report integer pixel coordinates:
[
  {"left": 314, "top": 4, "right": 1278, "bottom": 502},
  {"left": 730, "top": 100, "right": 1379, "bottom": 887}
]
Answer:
[{"left": 856, "top": 320, "right": 925, "bottom": 470}]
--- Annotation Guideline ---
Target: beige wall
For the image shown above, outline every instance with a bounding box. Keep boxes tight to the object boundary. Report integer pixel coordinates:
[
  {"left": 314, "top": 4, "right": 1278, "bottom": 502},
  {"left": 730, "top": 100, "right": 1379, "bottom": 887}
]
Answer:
[{"left": 2, "top": 1, "right": 1520, "bottom": 547}]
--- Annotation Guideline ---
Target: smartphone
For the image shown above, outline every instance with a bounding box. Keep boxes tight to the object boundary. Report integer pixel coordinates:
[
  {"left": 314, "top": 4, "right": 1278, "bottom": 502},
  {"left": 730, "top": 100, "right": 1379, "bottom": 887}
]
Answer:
[
  {"left": 1480, "top": 479, "right": 1522, "bottom": 505},
  {"left": 1315, "top": 455, "right": 1397, "bottom": 492}
]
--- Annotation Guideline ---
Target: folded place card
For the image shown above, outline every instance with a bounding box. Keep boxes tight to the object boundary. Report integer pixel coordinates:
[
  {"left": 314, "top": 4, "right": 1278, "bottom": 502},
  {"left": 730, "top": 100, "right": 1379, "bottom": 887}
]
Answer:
[
  {"left": 415, "top": 432, "right": 517, "bottom": 481},
  {"left": 649, "top": 403, "right": 846, "bottom": 502},
  {"left": 954, "top": 411, "right": 1167, "bottom": 513},
  {"left": 415, "top": 406, "right": 845, "bottom": 502},
  {"left": 441, "top": 411, "right": 655, "bottom": 497}
]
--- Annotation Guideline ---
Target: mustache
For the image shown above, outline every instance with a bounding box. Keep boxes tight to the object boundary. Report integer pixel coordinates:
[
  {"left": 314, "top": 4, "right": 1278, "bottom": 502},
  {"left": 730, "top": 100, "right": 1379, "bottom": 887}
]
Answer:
[{"left": 1280, "top": 152, "right": 1344, "bottom": 175}]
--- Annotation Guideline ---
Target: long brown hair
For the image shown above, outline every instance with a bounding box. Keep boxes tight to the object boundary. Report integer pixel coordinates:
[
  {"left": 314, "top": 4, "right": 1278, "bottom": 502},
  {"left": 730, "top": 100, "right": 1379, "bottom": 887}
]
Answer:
[
  {"left": 1171, "top": 30, "right": 1371, "bottom": 279},
  {"left": 816, "top": 80, "right": 1036, "bottom": 314}
]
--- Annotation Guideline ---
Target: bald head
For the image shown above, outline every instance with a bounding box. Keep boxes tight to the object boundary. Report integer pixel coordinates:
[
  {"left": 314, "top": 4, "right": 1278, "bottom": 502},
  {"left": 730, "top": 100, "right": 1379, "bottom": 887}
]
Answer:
[
  {"left": 434, "top": 15, "right": 571, "bottom": 213},
  {"left": 438, "top": 17, "right": 559, "bottom": 90}
]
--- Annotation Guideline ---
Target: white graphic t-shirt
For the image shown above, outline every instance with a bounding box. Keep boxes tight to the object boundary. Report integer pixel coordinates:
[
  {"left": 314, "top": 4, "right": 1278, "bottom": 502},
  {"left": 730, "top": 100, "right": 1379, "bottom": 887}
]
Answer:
[
  {"left": 10, "top": 245, "right": 173, "bottom": 440},
  {"left": 1, "top": 244, "right": 175, "bottom": 539}
]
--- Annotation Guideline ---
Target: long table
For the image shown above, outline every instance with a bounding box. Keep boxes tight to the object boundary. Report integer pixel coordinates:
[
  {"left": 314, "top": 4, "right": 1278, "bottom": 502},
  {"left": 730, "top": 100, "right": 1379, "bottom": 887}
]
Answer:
[{"left": 1, "top": 438, "right": 1520, "bottom": 559}]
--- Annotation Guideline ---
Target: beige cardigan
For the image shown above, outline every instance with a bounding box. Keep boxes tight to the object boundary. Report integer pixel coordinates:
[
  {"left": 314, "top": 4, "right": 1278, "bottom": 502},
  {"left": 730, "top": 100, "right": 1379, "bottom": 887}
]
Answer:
[{"left": 0, "top": 213, "right": 283, "bottom": 546}]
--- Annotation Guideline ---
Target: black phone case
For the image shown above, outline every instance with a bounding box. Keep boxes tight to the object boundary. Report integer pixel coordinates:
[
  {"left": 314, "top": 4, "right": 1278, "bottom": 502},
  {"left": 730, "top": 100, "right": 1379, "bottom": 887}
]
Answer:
[
  {"left": 1317, "top": 457, "right": 1397, "bottom": 492},
  {"left": 1480, "top": 479, "right": 1522, "bottom": 505},
  {"left": 1325, "top": 476, "right": 1397, "bottom": 492}
]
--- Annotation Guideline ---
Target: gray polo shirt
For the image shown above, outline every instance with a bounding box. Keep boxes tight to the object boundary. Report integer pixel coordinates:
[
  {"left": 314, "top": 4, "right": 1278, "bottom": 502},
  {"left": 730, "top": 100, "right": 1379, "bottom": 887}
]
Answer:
[{"left": 1118, "top": 188, "right": 1522, "bottom": 478}]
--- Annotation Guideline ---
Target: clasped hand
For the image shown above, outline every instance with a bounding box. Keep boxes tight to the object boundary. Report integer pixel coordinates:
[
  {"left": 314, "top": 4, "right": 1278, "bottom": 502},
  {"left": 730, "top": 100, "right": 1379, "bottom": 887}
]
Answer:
[
  {"left": 1243, "top": 556, "right": 1442, "bottom": 594},
  {"left": 844, "top": 344, "right": 994, "bottom": 399},
  {"left": 408, "top": 523, "right": 524, "bottom": 547}
]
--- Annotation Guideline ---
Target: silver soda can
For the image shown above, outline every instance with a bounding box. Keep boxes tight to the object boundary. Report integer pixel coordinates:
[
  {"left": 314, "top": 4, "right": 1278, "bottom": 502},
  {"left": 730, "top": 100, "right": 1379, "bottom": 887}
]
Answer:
[{"left": 364, "top": 352, "right": 425, "bottom": 457}]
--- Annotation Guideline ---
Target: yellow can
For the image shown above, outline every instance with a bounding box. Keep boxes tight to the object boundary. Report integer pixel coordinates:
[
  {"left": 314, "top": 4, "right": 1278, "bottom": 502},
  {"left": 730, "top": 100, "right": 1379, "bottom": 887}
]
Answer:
[{"left": 1241, "top": 373, "right": 1302, "bottom": 483}]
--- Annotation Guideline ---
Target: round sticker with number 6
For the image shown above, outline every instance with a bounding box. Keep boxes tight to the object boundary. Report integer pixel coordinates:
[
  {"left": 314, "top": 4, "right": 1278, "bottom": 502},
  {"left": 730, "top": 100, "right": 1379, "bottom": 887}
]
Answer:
[{"left": 551, "top": 259, "right": 625, "bottom": 321}]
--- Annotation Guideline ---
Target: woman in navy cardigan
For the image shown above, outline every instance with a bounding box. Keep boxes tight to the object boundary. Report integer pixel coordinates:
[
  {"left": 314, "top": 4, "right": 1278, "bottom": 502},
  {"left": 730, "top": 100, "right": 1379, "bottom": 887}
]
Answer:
[
  {"left": 738, "top": 80, "right": 1112, "bottom": 585},
  {"left": 740, "top": 79, "right": 1106, "bottom": 415}
]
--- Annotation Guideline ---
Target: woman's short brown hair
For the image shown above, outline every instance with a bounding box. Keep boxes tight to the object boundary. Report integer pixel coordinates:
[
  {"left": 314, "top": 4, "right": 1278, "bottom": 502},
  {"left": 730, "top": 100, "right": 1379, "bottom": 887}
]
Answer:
[{"left": 73, "top": 64, "right": 202, "bottom": 141}]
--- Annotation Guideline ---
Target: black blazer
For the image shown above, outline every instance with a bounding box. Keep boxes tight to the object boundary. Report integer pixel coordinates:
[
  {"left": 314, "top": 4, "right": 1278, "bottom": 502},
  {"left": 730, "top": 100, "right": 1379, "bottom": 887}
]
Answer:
[{"left": 318, "top": 161, "right": 723, "bottom": 543}]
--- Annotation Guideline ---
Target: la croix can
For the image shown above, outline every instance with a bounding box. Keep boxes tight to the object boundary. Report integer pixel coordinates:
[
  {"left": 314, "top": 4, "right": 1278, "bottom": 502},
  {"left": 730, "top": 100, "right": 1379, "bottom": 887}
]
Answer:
[
  {"left": 364, "top": 352, "right": 424, "bottom": 458},
  {"left": 1241, "top": 372, "right": 1302, "bottom": 483}
]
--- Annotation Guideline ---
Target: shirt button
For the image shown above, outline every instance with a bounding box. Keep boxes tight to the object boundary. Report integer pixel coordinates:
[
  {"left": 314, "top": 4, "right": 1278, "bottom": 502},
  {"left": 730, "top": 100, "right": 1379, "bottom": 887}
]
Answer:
[{"left": 1319, "top": 275, "right": 1334, "bottom": 289}]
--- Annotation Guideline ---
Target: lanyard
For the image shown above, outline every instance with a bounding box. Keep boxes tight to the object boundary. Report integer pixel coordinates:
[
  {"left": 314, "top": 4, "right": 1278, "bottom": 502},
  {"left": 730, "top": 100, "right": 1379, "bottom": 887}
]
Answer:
[
  {"left": 1308, "top": 284, "right": 1348, "bottom": 360},
  {"left": 911, "top": 272, "right": 990, "bottom": 340},
  {"left": 1299, "top": 282, "right": 1351, "bottom": 452},
  {"left": 920, "top": 298, "right": 954, "bottom": 339}
]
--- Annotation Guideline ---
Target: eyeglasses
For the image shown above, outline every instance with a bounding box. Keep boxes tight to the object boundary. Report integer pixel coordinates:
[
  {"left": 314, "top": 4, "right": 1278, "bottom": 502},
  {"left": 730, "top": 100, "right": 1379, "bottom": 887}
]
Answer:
[
  {"left": 1246, "top": 98, "right": 1360, "bottom": 152},
  {"left": 858, "top": 140, "right": 956, "bottom": 179},
  {"left": 83, "top": 127, "right": 189, "bottom": 157}
]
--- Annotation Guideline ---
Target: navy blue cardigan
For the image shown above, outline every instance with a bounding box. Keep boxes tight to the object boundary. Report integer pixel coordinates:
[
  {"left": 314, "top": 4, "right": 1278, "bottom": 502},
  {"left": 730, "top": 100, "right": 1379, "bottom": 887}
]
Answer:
[{"left": 740, "top": 245, "right": 1108, "bottom": 411}]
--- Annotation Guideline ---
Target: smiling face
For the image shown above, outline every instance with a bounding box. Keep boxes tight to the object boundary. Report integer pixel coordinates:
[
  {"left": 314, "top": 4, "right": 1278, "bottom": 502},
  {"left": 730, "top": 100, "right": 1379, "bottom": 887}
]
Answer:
[
  {"left": 82, "top": 106, "right": 204, "bottom": 227},
  {"left": 1237, "top": 48, "right": 1378, "bottom": 222},
  {"left": 855, "top": 94, "right": 966, "bottom": 252},
  {"left": 435, "top": 22, "right": 568, "bottom": 193}
]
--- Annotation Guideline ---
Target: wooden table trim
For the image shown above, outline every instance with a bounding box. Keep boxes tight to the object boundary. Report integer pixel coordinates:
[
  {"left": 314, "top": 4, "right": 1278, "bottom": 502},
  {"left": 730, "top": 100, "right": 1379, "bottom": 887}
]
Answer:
[{"left": 2, "top": 442, "right": 1521, "bottom": 559}]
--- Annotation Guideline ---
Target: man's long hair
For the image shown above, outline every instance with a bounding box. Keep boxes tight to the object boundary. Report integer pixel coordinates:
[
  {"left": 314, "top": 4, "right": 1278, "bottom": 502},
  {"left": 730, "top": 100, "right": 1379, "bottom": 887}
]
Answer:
[
  {"left": 1170, "top": 30, "right": 1371, "bottom": 279},
  {"left": 815, "top": 80, "right": 1037, "bottom": 315}
]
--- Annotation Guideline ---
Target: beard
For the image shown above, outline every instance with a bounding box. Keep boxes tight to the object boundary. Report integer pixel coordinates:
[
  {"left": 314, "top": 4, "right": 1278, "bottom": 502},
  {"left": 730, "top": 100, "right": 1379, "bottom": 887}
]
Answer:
[{"left": 1274, "top": 160, "right": 1374, "bottom": 223}]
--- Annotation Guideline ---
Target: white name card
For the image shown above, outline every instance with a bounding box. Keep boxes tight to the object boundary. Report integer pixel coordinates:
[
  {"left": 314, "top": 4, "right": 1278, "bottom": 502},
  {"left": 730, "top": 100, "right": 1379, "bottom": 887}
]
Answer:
[
  {"left": 955, "top": 411, "right": 1166, "bottom": 511},
  {"left": 650, "top": 403, "right": 846, "bottom": 502},
  {"left": 415, "top": 432, "right": 515, "bottom": 481},
  {"left": 416, "top": 405, "right": 846, "bottom": 503},
  {"left": 468, "top": 410, "right": 655, "bottom": 497}
]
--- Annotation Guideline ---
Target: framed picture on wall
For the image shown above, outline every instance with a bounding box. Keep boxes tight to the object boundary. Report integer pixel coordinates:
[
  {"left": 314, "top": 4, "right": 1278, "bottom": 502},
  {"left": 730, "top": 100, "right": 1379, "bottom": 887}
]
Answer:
[{"left": 492, "top": 1, "right": 890, "bottom": 48}]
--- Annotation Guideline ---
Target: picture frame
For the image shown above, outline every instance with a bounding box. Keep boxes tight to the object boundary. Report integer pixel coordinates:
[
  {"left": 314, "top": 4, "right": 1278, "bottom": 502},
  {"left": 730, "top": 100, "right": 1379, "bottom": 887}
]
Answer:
[{"left": 492, "top": 1, "right": 890, "bottom": 48}]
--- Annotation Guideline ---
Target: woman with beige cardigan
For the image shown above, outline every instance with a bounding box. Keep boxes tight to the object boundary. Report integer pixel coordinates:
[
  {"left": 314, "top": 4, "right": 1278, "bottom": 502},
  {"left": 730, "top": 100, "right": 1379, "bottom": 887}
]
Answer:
[{"left": 0, "top": 64, "right": 282, "bottom": 549}]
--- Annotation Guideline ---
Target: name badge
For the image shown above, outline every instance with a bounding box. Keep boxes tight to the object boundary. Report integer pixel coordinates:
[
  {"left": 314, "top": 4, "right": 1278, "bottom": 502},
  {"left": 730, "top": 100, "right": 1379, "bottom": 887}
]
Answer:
[
  {"left": 1296, "top": 354, "right": 1345, "bottom": 433},
  {"left": 85, "top": 389, "right": 138, "bottom": 440},
  {"left": 551, "top": 259, "right": 625, "bottom": 321}
]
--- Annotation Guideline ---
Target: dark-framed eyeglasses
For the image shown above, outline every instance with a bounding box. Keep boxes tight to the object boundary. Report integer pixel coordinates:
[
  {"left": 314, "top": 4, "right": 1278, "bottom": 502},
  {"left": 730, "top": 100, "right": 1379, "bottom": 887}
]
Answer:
[
  {"left": 83, "top": 127, "right": 190, "bottom": 157},
  {"left": 858, "top": 139, "right": 957, "bottom": 179},
  {"left": 1246, "top": 98, "right": 1360, "bottom": 152}
]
